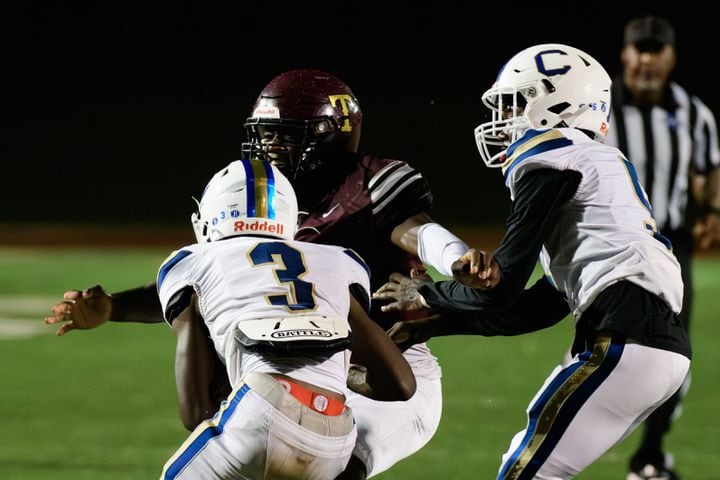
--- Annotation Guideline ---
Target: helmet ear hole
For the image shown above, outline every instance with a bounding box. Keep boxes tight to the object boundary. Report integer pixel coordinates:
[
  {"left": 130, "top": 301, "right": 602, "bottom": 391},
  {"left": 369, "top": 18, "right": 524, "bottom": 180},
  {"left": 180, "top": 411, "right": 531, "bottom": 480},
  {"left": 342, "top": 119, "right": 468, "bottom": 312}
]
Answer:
[{"left": 541, "top": 79, "right": 556, "bottom": 94}]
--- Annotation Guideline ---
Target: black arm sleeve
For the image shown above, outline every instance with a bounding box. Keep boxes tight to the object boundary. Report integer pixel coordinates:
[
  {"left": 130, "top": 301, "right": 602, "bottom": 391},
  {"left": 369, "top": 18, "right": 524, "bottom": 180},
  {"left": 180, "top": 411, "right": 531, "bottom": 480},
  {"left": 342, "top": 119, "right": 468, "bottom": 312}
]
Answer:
[
  {"left": 418, "top": 168, "right": 582, "bottom": 312},
  {"left": 433, "top": 276, "right": 570, "bottom": 336},
  {"left": 349, "top": 283, "right": 371, "bottom": 313},
  {"left": 165, "top": 286, "right": 195, "bottom": 325}
]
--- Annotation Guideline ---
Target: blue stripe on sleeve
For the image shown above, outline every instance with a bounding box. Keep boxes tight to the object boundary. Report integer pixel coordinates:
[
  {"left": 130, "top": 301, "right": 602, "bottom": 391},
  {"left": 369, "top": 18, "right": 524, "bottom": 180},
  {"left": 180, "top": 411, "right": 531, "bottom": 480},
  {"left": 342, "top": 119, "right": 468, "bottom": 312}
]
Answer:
[
  {"left": 343, "top": 249, "right": 371, "bottom": 278},
  {"left": 157, "top": 250, "right": 193, "bottom": 290}
]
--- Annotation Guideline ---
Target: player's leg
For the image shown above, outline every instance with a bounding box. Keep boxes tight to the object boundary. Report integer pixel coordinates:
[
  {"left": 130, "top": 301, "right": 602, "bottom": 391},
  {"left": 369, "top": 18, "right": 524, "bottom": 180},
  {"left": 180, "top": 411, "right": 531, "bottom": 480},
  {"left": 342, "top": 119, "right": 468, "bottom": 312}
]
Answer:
[
  {"left": 251, "top": 372, "right": 357, "bottom": 480},
  {"left": 160, "top": 383, "right": 270, "bottom": 479},
  {"left": 628, "top": 231, "right": 692, "bottom": 479},
  {"left": 161, "top": 373, "right": 357, "bottom": 480},
  {"left": 496, "top": 334, "right": 689, "bottom": 479},
  {"left": 344, "top": 375, "right": 442, "bottom": 478}
]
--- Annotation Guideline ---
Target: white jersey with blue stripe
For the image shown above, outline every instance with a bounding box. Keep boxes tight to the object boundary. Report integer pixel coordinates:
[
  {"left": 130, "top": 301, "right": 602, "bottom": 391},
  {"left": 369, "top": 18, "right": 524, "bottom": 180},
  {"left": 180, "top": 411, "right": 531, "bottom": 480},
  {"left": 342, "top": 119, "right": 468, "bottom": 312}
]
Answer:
[
  {"left": 156, "top": 236, "right": 371, "bottom": 393},
  {"left": 503, "top": 127, "right": 683, "bottom": 319}
]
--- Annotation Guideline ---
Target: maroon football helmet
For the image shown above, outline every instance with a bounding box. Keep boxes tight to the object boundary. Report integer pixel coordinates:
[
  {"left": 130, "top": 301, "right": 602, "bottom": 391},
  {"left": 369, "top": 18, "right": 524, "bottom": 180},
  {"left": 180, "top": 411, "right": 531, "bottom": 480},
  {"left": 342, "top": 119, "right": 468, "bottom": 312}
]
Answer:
[{"left": 242, "top": 69, "right": 362, "bottom": 182}]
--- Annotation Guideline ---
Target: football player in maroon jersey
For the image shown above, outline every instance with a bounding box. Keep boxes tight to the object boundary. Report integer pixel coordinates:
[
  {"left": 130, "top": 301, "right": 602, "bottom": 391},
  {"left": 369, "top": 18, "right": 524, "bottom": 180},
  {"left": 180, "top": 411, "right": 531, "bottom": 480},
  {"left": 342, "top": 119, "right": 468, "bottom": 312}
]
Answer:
[{"left": 45, "top": 69, "right": 469, "bottom": 479}]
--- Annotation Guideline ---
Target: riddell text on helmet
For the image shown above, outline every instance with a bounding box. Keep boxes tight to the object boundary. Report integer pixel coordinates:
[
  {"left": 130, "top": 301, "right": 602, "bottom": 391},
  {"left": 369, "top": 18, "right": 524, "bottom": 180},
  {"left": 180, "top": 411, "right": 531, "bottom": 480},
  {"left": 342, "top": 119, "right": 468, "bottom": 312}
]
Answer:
[{"left": 233, "top": 220, "right": 284, "bottom": 235}]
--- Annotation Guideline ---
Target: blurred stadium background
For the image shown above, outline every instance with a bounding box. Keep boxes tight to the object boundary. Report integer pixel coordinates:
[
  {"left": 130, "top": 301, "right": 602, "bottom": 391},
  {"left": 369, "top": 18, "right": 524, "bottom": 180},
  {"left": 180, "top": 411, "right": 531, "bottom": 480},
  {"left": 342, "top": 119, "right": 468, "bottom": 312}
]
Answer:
[{"left": 4, "top": 3, "right": 719, "bottom": 479}]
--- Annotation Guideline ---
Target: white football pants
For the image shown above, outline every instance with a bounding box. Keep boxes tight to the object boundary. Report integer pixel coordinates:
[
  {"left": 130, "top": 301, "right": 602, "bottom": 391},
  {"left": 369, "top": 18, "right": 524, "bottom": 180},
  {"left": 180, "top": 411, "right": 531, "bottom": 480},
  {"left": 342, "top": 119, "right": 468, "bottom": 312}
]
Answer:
[
  {"left": 161, "top": 372, "right": 357, "bottom": 480},
  {"left": 346, "top": 375, "right": 442, "bottom": 477},
  {"left": 497, "top": 336, "right": 690, "bottom": 479}
]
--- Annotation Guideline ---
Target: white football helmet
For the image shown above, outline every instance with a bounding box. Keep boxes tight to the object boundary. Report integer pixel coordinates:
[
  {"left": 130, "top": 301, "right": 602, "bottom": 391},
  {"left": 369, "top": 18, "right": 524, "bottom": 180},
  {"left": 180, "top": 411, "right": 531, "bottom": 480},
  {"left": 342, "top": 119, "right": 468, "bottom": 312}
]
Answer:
[
  {"left": 475, "top": 44, "right": 612, "bottom": 167},
  {"left": 192, "top": 159, "right": 298, "bottom": 242}
]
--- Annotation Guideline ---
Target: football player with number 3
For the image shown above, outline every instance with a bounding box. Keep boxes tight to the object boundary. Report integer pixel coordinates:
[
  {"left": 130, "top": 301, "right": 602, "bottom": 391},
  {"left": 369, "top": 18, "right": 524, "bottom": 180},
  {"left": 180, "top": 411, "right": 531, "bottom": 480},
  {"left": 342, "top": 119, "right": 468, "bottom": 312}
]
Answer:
[
  {"left": 241, "top": 69, "right": 469, "bottom": 479},
  {"left": 156, "top": 159, "right": 415, "bottom": 479},
  {"left": 45, "top": 70, "right": 470, "bottom": 479},
  {"left": 374, "top": 44, "right": 692, "bottom": 479}
]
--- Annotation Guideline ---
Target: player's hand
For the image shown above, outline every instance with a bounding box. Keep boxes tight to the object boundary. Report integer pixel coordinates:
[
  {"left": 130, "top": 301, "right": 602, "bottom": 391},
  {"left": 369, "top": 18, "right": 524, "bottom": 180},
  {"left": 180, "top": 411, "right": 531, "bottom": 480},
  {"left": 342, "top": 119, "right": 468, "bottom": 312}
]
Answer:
[
  {"left": 451, "top": 249, "right": 501, "bottom": 289},
  {"left": 693, "top": 211, "right": 720, "bottom": 250},
  {"left": 44, "top": 285, "right": 112, "bottom": 336},
  {"left": 386, "top": 314, "right": 442, "bottom": 351},
  {"left": 346, "top": 364, "right": 371, "bottom": 396},
  {"left": 372, "top": 272, "right": 430, "bottom": 312}
]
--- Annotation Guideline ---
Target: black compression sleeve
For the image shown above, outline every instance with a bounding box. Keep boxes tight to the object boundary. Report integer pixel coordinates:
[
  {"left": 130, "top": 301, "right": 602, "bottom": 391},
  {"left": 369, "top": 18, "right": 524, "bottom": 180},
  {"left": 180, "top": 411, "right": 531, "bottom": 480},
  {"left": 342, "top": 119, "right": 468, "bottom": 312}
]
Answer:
[
  {"left": 433, "top": 276, "right": 570, "bottom": 336},
  {"left": 419, "top": 168, "right": 581, "bottom": 312}
]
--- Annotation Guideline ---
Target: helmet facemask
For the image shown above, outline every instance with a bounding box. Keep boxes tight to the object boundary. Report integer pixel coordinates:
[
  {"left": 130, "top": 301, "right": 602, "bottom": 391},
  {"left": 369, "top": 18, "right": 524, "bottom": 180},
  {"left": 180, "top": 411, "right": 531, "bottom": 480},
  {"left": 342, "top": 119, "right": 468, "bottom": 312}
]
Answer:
[
  {"left": 242, "top": 116, "right": 351, "bottom": 183},
  {"left": 240, "top": 69, "right": 363, "bottom": 197},
  {"left": 475, "top": 87, "right": 532, "bottom": 167}
]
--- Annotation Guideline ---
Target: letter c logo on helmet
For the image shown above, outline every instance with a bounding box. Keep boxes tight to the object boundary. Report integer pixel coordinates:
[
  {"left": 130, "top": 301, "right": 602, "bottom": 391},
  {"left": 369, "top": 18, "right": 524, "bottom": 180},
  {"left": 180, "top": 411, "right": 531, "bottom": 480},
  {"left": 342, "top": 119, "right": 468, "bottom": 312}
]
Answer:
[{"left": 534, "top": 49, "right": 571, "bottom": 76}]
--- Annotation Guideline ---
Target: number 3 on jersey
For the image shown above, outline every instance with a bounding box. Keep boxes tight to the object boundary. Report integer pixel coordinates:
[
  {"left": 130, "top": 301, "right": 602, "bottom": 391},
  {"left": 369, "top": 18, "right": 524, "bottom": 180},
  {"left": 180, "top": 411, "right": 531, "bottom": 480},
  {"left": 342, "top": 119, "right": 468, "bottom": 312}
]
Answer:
[{"left": 249, "top": 242, "right": 318, "bottom": 312}]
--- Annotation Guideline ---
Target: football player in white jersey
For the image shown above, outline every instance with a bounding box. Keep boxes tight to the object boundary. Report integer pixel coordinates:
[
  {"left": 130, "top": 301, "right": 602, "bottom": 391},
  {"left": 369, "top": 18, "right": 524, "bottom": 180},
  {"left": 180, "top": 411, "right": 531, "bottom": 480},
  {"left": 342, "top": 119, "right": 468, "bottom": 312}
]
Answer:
[
  {"left": 156, "top": 159, "right": 415, "bottom": 479},
  {"left": 44, "top": 70, "right": 469, "bottom": 480},
  {"left": 374, "top": 44, "right": 692, "bottom": 479}
]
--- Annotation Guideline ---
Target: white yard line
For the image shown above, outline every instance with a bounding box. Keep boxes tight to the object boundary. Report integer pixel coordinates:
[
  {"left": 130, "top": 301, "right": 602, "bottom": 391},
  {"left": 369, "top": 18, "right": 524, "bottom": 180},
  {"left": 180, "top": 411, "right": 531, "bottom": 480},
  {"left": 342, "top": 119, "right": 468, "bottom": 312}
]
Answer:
[
  {"left": 0, "top": 295, "right": 58, "bottom": 339},
  {"left": 0, "top": 318, "right": 51, "bottom": 339}
]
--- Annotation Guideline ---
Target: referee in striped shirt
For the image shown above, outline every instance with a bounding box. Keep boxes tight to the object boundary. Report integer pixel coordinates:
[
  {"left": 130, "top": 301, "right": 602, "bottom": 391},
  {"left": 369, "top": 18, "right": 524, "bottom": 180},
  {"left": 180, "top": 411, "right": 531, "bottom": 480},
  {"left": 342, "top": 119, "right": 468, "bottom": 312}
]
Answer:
[{"left": 605, "top": 16, "right": 720, "bottom": 480}]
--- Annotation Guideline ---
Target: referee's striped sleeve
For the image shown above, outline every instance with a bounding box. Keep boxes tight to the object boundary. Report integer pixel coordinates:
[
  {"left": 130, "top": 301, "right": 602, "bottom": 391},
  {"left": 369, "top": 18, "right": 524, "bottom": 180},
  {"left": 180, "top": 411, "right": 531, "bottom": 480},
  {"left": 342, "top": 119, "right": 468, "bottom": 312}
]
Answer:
[{"left": 692, "top": 97, "right": 720, "bottom": 172}]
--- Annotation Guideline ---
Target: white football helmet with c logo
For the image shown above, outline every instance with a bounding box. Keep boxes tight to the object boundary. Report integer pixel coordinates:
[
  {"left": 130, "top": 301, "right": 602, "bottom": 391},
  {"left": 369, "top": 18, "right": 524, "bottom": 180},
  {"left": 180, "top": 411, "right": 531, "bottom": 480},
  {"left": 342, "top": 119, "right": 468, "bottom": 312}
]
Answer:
[
  {"left": 475, "top": 43, "right": 612, "bottom": 167},
  {"left": 192, "top": 159, "right": 298, "bottom": 243}
]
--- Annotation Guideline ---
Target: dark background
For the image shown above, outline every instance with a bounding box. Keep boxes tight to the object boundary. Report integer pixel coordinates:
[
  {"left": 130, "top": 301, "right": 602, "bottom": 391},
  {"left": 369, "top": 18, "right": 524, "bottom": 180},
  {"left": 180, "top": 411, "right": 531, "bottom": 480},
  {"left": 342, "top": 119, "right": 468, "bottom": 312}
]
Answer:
[{"left": 4, "top": 2, "right": 713, "bottom": 228}]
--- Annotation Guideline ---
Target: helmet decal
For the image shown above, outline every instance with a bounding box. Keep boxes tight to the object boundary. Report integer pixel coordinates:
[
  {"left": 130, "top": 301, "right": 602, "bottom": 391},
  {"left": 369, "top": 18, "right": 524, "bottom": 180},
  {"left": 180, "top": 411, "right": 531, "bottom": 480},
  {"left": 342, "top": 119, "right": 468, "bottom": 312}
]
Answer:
[
  {"left": 327, "top": 94, "right": 354, "bottom": 132},
  {"left": 252, "top": 104, "right": 280, "bottom": 119},
  {"left": 241, "top": 159, "right": 276, "bottom": 219},
  {"left": 192, "top": 160, "right": 297, "bottom": 243},
  {"left": 534, "top": 49, "right": 571, "bottom": 76}
]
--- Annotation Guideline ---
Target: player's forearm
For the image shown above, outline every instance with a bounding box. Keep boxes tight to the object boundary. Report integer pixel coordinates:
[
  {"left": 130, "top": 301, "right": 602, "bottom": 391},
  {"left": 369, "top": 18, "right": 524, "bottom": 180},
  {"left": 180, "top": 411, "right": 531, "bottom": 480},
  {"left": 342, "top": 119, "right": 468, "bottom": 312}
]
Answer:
[
  {"left": 441, "top": 309, "right": 562, "bottom": 337},
  {"left": 418, "top": 278, "right": 517, "bottom": 312},
  {"left": 391, "top": 213, "right": 469, "bottom": 277},
  {"left": 420, "top": 170, "right": 581, "bottom": 313},
  {"left": 424, "top": 277, "right": 569, "bottom": 337},
  {"left": 110, "top": 282, "right": 164, "bottom": 323},
  {"left": 348, "top": 297, "right": 416, "bottom": 401},
  {"left": 390, "top": 212, "right": 431, "bottom": 255},
  {"left": 173, "top": 298, "right": 220, "bottom": 430}
]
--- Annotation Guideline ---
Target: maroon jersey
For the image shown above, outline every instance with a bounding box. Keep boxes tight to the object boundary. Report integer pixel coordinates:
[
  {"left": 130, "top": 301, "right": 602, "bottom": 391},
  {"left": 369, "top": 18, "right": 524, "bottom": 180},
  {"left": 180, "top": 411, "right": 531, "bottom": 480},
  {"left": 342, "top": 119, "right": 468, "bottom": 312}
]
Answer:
[{"left": 295, "top": 155, "right": 433, "bottom": 329}]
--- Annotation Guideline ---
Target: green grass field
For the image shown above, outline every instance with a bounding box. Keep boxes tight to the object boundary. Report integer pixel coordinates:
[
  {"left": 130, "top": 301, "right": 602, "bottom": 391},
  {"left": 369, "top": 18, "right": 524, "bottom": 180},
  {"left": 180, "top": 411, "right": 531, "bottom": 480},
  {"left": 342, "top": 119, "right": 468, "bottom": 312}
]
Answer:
[{"left": 1, "top": 247, "right": 718, "bottom": 479}]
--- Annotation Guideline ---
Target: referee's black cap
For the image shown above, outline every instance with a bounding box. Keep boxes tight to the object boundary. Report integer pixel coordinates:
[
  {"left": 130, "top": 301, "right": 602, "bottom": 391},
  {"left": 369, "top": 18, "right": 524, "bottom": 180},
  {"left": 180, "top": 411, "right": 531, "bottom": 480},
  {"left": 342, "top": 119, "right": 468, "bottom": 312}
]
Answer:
[{"left": 624, "top": 16, "right": 676, "bottom": 52}]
